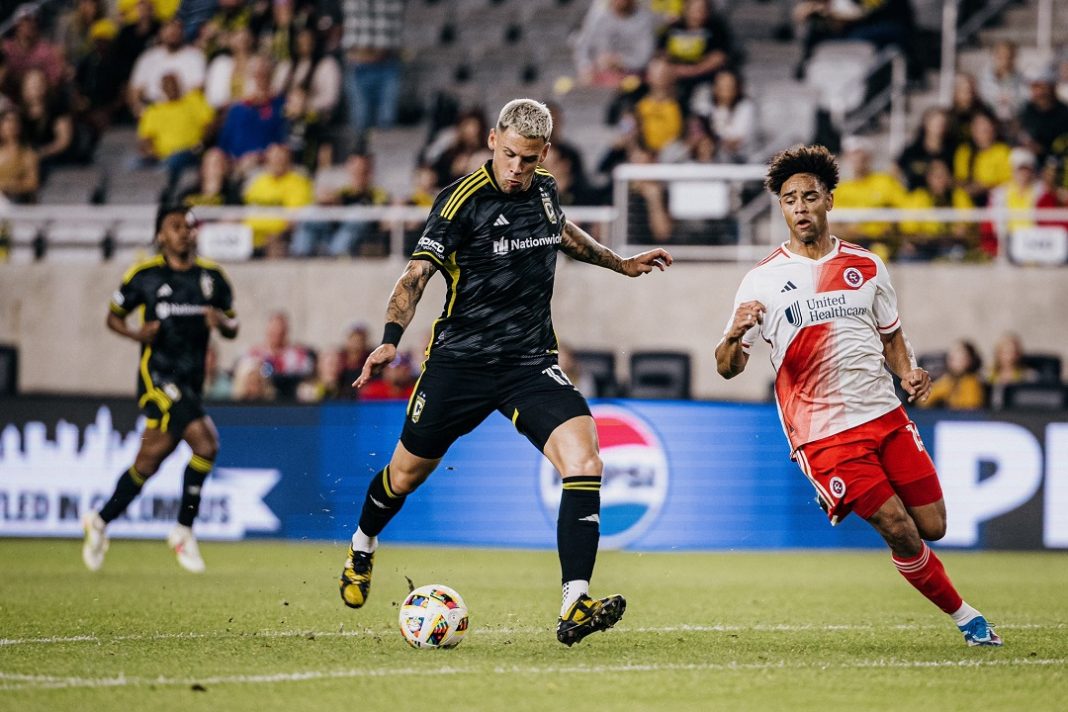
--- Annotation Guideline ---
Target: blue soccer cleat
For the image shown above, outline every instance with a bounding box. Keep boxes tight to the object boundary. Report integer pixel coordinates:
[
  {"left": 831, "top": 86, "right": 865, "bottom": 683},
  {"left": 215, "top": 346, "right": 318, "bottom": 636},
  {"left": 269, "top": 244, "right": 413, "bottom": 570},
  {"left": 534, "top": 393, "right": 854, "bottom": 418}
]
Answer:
[{"left": 959, "top": 616, "right": 1003, "bottom": 647}]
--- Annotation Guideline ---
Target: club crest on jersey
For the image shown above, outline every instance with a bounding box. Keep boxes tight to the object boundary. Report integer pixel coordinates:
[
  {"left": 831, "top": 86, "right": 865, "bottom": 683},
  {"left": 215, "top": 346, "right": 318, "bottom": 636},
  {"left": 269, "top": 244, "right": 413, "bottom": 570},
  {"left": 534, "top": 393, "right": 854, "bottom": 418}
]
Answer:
[
  {"left": 539, "top": 188, "right": 557, "bottom": 224},
  {"left": 843, "top": 267, "right": 864, "bottom": 289},
  {"left": 200, "top": 272, "right": 214, "bottom": 299},
  {"left": 785, "top": 300, "right": 804, "bottom": 327},
  {"left": 411, "top": 392, "right": 426, "bottom": 423},
  {"left": 829, "top": 476, "right": 846, "bottom": 498}
]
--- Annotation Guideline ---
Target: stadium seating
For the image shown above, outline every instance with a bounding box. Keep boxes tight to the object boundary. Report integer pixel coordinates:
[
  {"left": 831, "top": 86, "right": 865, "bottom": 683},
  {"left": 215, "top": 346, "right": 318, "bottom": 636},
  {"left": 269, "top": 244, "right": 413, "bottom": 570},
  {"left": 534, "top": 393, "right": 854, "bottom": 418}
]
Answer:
[
  {"left": 1020, "top": 354, "right": 1063, "bottom": 384},
  {"left": 573, "top": 349, "right": 620, "bottom": 398},
  {"left": 1002, "top": 382, "right": 1068, "bottom": 410},
  {"left": 628, "top": 351, "right": 692, "bottom": 400}
]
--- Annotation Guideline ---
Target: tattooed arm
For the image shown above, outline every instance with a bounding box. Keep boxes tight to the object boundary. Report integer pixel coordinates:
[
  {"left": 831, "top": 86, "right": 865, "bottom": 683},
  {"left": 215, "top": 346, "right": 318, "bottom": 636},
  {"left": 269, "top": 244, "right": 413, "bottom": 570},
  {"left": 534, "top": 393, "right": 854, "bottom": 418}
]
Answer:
[
  {"left": 560, "top": 220, "right": 673, "bottom": 277},
  {"left": 353, "top": 259, "right": 437, "bottom": 388}
]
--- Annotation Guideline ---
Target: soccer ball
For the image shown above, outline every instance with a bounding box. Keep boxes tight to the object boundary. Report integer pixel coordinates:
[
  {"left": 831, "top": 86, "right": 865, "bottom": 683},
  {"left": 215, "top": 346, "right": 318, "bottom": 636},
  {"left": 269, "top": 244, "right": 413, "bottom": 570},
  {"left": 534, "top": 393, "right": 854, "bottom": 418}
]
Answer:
[{"left": 398, "top": 584, "right": 469, "bottom": 649}]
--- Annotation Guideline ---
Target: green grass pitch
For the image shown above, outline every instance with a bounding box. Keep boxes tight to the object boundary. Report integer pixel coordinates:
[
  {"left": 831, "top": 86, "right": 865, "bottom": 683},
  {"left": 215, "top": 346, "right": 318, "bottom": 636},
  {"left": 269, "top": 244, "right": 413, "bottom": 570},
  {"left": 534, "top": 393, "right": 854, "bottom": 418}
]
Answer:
[{"left": 1, "top": 540, "right": 1065, "bottom": 711}]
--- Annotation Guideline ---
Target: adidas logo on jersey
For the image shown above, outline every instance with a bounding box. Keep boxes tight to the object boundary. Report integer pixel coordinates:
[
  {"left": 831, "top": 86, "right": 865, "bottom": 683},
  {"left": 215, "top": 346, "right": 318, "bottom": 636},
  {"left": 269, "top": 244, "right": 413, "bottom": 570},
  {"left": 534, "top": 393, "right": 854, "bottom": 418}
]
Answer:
[
  {"left": 156, "top": 284, "right": 173, "bottom": 297},
  {"left": 494, "top": 214, "right": 510, "bottom": 227},
  {"left": 781, "top": 281, "right": 797, "bottom": 293}
]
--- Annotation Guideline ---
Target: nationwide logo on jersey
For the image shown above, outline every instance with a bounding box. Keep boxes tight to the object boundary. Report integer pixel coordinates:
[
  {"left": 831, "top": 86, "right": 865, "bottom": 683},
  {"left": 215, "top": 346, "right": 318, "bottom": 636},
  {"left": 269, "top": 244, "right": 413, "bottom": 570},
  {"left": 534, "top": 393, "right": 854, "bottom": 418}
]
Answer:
[
  {"left": 785, "top": 300, "right": 804, "bottom": 327},
  {"left": 156, "top": 283, "right": 173, "bottom": 298},
  {"left": 539, "top": 188, "right": 557, "bottom": 224},
  {"left": 843, "top": 267, "right": 864, "bottom": 289},
  {"left": 200, "top": 272, "right": 214, "bottom": 299},
  {"left": 492, "top": 237, "right": 510, "bottom": 255},
  {"left": 538, "top": 404, "right": 669, "bottom": 549}
]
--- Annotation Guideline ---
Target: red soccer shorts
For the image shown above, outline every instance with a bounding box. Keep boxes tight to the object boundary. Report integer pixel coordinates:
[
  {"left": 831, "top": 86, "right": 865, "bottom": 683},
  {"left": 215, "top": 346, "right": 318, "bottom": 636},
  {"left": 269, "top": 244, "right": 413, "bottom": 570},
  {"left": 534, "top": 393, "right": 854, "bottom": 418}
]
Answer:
[{"left": 794, "top": 406, "right": 942, "bottom": 524}]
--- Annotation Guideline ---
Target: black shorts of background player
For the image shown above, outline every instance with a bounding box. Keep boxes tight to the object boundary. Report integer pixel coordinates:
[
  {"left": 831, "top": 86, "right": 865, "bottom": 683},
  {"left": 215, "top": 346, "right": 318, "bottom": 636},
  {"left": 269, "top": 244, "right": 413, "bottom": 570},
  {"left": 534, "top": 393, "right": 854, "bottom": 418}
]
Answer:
[
  {"left": 337, "top": 98, "right": 674, "bottom": 646},
  {"left": 82, "top": 205, "right": 239, "bottom": 574}
]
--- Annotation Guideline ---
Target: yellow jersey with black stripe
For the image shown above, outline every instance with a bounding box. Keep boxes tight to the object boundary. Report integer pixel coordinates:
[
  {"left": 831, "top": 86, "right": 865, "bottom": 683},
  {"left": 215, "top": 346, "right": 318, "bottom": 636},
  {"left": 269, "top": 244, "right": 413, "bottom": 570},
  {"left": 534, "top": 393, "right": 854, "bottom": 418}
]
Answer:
[
  {"left": 109, "top": 255, "right": 235, "bottom": 396},
  {"left": 411, "top": 160, "right": 566, "bottom": 367}
]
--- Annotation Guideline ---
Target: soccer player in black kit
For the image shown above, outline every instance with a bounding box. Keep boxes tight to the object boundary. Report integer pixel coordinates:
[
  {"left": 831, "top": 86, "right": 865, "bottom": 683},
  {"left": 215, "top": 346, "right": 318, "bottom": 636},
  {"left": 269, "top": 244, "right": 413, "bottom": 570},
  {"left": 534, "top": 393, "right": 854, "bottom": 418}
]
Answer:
[
  {"left": 338, "top": 99, "right": 673, "bottom": 645},
  {"left": 82, "top": 205, "right": 239, "bottom": 573}
]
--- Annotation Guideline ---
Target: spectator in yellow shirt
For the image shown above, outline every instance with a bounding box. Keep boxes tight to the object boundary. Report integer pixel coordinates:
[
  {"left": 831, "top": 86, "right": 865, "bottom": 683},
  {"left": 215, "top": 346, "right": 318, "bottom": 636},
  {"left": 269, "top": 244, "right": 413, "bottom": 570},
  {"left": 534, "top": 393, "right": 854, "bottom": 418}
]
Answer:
[
  {"left": 137, "top": 72, "right": 214, "bottom": 197},
  {"left": 898, "top": 159, "right": 975, "bottom": 259},
  {"left": 833, "top": 135, "right": 908, "bottom": 240},
  {"left": 953, "top": 111, "right": 1012, "bottom": 205},
  {"left": 635, "top": 57, "right": 683, "bottom": 153},
  {"left": 922, "top": 339, "right": 987, "bottom": 410},
  {"left": 988, "top": 147, "right": 1040, "bottom": 236},
  {"left": 242, "top": 143, "right": 313, "bottom": 258}
]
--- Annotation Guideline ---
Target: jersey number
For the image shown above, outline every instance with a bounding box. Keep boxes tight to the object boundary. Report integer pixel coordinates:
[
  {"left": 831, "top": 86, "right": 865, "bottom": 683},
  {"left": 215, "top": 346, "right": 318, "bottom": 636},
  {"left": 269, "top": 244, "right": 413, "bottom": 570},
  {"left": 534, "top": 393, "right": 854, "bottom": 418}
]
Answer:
[
  {"left": 905, "top": 423, "right": 926, "bottom": 452},
  {"left": 543, "top": 365, "right": 573, "bottom": 387}
]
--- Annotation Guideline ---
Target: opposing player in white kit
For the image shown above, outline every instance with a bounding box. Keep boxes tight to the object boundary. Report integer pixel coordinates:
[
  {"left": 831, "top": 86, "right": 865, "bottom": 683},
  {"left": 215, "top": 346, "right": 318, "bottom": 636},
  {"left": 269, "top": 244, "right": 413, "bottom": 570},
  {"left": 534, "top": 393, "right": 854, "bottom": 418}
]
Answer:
[{"left": 715, "top": 145, "right": 1002, "bottom": 647}]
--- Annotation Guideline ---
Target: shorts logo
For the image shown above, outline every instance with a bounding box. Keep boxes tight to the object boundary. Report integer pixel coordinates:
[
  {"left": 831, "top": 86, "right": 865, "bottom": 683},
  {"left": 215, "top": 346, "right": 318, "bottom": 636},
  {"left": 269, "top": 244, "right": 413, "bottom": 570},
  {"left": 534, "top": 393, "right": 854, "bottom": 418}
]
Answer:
[
  {"left": 843, "top": 267, "right": 864, "bottom": 288},
  {"left": 112, "top": 290, "right": 125, "bottom": 306},
  {"left": 411, "top": 392, "right": 426, "bottom": 423},
  {"left": 829, "top": 476, "right": 846, "bottom": 499},
  {"left": 163, "top": 383, "right": 182, "bottom": 402},
  {"left": 200, "top": 272, "right": 214, "bottom": 300},
  {"left": 538, "top": 404, "right": 668, "bottom": 549}
]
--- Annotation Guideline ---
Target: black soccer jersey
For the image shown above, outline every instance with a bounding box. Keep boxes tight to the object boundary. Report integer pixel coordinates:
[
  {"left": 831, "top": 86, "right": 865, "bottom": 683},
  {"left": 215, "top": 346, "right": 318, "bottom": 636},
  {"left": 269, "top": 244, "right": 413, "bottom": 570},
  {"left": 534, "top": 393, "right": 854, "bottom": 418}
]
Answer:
[
  {"left": 109, "top": 255, "right": 235, "bottom": 396},
  {"left": 411, "top": 161, "right": 567, "bottom": 366}
]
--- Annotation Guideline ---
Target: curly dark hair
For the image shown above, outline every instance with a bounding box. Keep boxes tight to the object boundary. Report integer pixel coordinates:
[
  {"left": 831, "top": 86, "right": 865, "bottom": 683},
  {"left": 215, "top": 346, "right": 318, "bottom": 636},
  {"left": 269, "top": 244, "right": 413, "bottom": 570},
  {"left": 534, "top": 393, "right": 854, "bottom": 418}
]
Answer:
[{"left": 764, "top": 144, "right": 840, "bottom": 195}]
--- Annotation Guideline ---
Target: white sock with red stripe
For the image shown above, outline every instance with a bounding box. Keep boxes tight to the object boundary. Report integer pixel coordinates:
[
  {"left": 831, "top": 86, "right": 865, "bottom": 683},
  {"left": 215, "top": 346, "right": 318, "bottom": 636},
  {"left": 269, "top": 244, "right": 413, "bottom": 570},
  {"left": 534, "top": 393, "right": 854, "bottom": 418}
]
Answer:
[
  {"left": 950, "top": 601, "right": 981, "bottom": 627},
  {"left": 891, "top": 541, "right": 964, "bottom": 615}
]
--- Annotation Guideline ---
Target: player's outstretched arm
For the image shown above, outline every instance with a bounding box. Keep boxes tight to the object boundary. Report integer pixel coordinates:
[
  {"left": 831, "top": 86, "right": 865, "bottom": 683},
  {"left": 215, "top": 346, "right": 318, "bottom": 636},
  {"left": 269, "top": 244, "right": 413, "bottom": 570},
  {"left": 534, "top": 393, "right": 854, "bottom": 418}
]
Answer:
[
  {"left": 881, "top": 328, "right": 931, "bottom": 403},
  {"left": 560, "top": 220, "right": 673, "bottom": 277},
  {"left": 715, "top": 300, "right": 764, "bottom": 379},
  {"left": 354, "top": 259, "right": 437, "bottom": 390},
  {"left": 106, "top": 312, "right": 159, "bottom": 344}
]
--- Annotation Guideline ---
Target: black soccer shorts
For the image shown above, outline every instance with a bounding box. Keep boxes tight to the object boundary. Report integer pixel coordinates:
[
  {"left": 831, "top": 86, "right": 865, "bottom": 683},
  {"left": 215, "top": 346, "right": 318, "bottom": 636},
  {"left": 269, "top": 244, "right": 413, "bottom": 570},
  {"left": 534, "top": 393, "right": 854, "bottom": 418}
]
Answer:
[
  {"left": 400, "top": 359, "right": 592, "bottom": 459},
  {"left": 139, "top": 380, "right": 206, "bottom": 437}
]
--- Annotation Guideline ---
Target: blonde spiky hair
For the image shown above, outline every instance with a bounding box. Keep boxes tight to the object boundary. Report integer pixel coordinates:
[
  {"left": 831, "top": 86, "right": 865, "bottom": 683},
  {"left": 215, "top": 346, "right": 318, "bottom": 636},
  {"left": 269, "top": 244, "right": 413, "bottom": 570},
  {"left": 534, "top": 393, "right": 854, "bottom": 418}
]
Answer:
[{"left": 496, "top": 98, "right": 553, "bottom": 141}]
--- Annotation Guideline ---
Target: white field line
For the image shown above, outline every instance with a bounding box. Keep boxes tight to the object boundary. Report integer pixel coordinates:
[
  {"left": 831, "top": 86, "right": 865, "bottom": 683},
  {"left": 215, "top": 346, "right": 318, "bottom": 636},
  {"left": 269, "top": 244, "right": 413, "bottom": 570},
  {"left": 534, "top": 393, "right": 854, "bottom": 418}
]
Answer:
[
  {"left": 0, "top": 622, "right": 1061, "bottom": 648},
  {"left": 0, "top": 657, "right": 1065, "bottom": 691}
]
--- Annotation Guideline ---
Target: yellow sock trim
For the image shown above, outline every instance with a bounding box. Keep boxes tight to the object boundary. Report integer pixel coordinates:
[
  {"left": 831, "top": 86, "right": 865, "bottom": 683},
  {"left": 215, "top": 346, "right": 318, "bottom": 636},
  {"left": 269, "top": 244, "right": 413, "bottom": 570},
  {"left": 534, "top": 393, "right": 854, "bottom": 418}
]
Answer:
[
  {"left": 128, "top": 466, "right": 146, "bottom": 486},
  {"left": 381, "top": 466, "right": 398, "bottom": 499},
  {"left": 189, "top": 455, "right": 214, "bottom": 473}
]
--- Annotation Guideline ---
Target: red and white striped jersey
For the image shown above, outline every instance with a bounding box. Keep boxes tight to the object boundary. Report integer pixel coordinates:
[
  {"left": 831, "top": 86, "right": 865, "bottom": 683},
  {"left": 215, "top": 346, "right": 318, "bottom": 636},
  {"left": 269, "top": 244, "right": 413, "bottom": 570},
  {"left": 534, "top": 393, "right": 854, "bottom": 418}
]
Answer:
[{"left": 724, "top": 237, "right": 903, "bottom": 451}]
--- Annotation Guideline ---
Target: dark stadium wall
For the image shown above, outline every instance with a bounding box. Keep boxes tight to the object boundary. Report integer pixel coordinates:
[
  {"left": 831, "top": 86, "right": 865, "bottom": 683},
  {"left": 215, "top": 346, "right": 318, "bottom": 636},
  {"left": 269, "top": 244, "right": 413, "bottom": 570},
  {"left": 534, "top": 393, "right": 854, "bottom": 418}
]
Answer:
[{"left": 0, "top": 261, "right": 1066, "bottom": 401}]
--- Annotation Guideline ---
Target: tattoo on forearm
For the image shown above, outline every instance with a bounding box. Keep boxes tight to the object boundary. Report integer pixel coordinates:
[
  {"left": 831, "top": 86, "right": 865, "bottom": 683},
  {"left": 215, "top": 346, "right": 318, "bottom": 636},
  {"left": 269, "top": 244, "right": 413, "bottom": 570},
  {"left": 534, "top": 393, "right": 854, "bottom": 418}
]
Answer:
[
  {"left": 561, "top": 221, "right": 625, "bottom": 273},
  {"left": 385, "top": 261, "right": 435, "bottom": 327}
]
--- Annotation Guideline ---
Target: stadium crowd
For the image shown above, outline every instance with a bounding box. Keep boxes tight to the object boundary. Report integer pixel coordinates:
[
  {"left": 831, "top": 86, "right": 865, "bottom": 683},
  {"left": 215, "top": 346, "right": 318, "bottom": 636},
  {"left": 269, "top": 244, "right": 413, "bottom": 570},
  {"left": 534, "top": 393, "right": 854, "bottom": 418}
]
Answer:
[{"left": 0, "top": 0, "right": 1066, "bottom": 261}]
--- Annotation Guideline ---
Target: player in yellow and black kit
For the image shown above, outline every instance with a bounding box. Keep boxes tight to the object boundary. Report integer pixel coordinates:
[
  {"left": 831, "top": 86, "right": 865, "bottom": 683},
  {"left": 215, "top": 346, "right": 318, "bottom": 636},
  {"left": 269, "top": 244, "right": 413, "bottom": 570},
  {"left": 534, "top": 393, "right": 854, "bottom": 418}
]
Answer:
[
  {"left": 338, "top": 99, "right": 674, "bottom": 646},
  {"left": 82, "top": 205, "right": 239, "bottom": 573}
]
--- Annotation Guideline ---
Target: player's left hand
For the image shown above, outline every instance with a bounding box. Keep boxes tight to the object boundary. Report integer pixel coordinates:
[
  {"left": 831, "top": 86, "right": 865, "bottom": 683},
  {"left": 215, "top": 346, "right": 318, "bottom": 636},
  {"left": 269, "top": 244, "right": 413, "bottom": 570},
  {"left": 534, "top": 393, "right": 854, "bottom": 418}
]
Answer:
[
  {"left": 622, "top": 248, "right": 673, "bottom": 277},
  {"left": 901, "top": 367, "right": 931, "bottom": 403}
]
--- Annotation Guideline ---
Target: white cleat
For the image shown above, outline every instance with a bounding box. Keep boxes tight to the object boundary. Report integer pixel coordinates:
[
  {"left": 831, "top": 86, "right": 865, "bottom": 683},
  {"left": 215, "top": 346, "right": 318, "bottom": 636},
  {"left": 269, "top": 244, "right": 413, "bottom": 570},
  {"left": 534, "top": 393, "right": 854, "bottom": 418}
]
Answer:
[
  {"left": 167, "top": 525, "right": 206, "bottom": 573},
  {"left": 82, "top": 512, "right": 109, "bottom": 572}
]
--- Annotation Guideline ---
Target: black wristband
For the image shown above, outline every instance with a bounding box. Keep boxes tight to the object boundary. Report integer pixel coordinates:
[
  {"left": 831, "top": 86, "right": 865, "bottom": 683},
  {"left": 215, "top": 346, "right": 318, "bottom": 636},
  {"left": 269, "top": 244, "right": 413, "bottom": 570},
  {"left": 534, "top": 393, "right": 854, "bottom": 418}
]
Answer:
[{"left": 382, "top": 322, "right": 404, "bottom": 346}]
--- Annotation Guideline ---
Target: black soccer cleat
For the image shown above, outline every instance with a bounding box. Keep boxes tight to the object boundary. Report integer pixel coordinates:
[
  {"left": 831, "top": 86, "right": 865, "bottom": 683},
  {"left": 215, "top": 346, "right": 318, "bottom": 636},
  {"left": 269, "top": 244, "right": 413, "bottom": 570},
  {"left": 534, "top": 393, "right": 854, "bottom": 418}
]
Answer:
[
  {"left": 556, "top": 594, "right": 627, "bottom": 647},
  {"left": 339, "top": 547, "right": 374, "bottom": 609}
]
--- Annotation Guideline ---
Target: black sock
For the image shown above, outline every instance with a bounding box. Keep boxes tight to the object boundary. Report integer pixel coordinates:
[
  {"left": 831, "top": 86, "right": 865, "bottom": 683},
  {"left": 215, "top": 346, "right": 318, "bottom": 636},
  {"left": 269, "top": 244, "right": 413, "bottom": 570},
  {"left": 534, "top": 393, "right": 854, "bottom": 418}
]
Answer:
[
  {"left": 557, "top": 476, "right": 601, "bottom": 584},
  {"left": 178, "top": 454, "right": 213, "bottom": 527},
  {"left": 357, "top": 466, "right": 407, "bottom": 538},
  {"left": 99, "top": 466, "right": 147, "bottom": 523}
]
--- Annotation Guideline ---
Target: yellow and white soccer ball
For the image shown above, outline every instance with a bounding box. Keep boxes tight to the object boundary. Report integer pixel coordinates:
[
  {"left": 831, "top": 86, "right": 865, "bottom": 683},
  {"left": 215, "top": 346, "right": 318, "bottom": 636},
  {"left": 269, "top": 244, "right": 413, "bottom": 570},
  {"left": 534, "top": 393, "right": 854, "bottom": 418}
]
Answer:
[{"left": 398, "top": 584, "right": 469, "bottom": 649}]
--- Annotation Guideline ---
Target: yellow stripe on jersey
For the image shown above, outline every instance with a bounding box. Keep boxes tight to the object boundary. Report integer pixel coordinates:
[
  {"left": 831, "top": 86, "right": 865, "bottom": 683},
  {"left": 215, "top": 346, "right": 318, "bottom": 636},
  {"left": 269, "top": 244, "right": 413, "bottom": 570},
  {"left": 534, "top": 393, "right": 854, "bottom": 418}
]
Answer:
[
  {"left": 109, "top": 301, "right": 128, "bottom": 317},
  {"left": 194, "top": 256, "right": 221, "bottom": 270},
  {"left": 441, "top": 167, "right": 490, "bottom": 220},
  {"left": 121, "top": 255, "right": 164, "bottom": 284},
  {"left": 425, "top": 251, "right": 461, "bottom": 358},
  {"left": 535, "top": 167, "right": 554, "bottom": 178},
  {"left": 411, "top": 250, "right": 446, "bottom": 269},
  {"left": 511, "top": 408, "right": 520, "bottom": 425}
]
